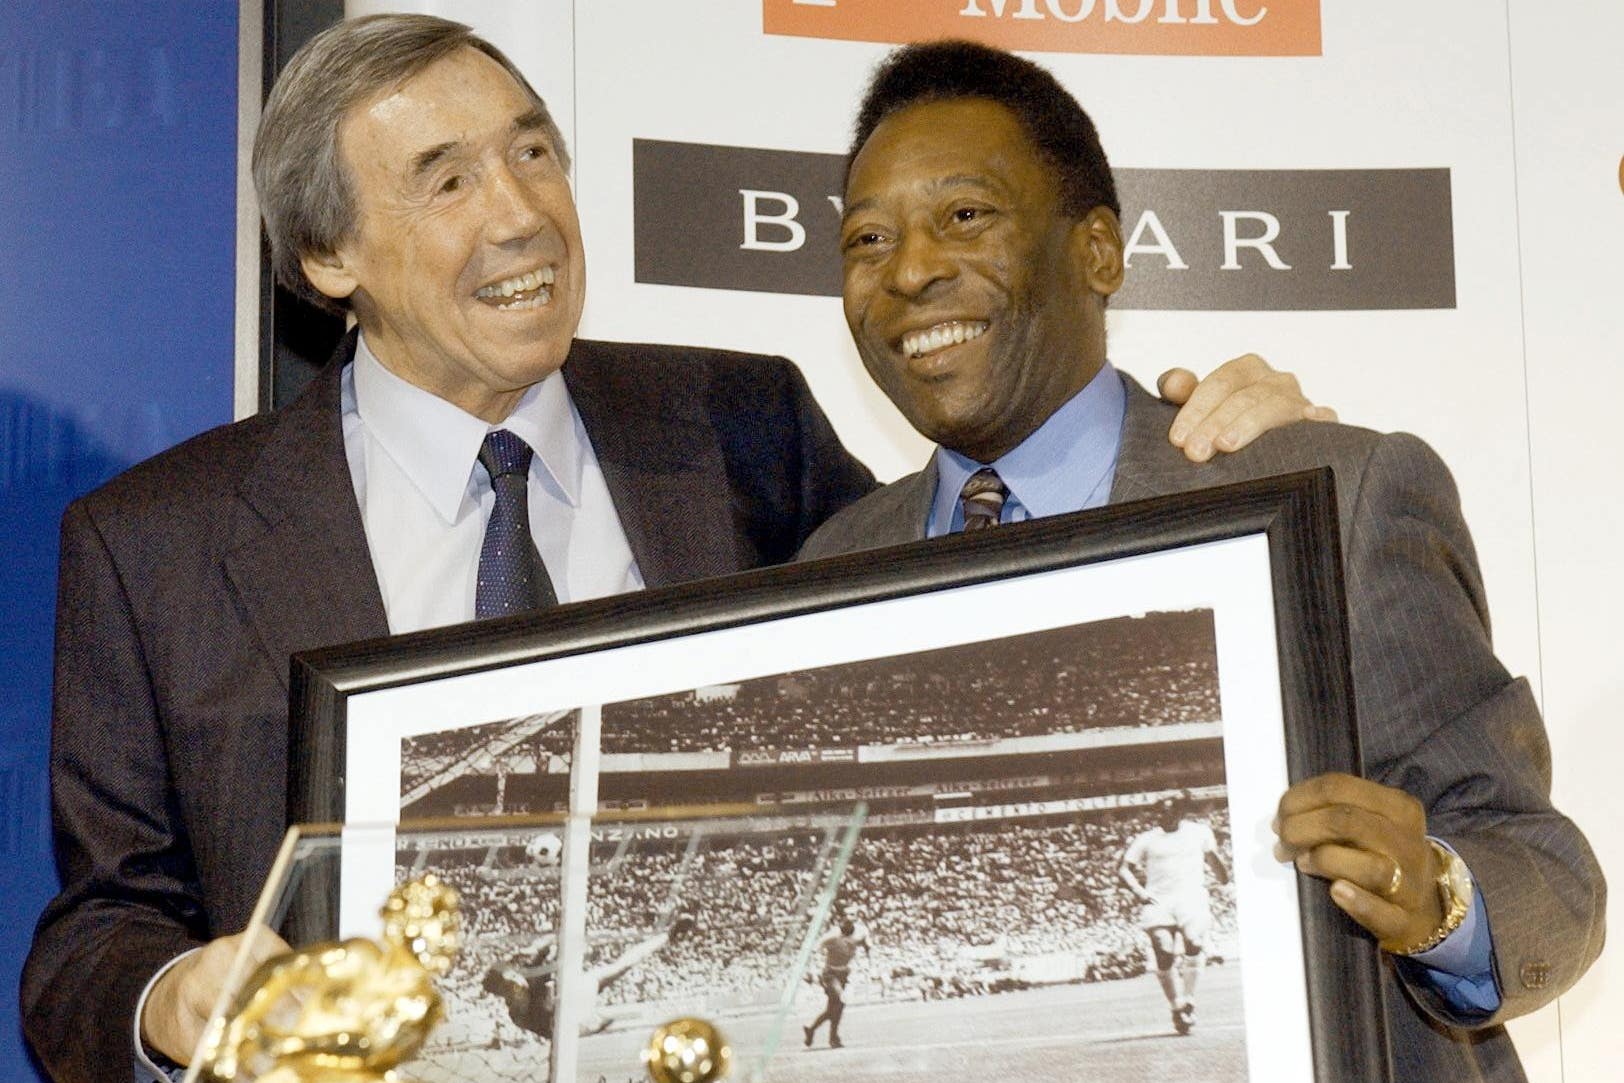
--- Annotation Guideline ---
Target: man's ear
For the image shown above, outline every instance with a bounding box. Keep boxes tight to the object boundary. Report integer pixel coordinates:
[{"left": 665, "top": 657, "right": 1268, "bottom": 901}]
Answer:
[
  {"left": 299, "top": 246, "right": 360, "bottom": 304},
  {"left": 1071, "top": 205, "right": 1124, "bottom": 300}
]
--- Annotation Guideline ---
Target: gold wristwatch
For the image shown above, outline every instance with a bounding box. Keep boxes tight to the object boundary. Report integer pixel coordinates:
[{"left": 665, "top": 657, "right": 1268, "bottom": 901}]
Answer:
[{"left": 1396, "top": 840, "right": 1473, "bottom": 956}]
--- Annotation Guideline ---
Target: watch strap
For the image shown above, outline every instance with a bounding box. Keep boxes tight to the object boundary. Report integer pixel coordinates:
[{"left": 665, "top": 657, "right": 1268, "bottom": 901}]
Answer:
[{"left": 1395, "top": 839, "right": 1472, "bottom": 956}]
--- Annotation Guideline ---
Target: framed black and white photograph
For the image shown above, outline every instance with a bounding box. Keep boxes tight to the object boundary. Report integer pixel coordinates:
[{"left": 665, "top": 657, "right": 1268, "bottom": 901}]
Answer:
[{"left": 290, "top": 468, "right": 1386, "bottom": 1083}]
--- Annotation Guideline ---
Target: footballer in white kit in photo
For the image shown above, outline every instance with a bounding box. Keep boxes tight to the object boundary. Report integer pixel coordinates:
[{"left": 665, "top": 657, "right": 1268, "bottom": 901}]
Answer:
[{"left": 1120, "top": 792, "right": 1231, "bottom": 1036}]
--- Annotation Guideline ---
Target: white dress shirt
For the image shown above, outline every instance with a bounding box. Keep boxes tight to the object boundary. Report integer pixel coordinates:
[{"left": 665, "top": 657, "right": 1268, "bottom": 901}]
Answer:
[{"left": 342, "top": 333, "right": 643, "bottom": 632}]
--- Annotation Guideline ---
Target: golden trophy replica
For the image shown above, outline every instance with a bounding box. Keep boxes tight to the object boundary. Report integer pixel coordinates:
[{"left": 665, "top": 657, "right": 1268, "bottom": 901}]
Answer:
[
  {"left": 643, "top": 1018, "right": 731, "bottom": 1083},
  {"left": 197, "top": 874, "right": 461, "bottom": 1083}
]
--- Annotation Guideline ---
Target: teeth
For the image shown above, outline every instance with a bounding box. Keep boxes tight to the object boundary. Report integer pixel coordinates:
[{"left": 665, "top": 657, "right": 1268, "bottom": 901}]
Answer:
[
  {"left": 476, "top": 265, "right": 557, "bottom": 300},
  {"left": 495, "top": 287, "right": 550, "bottom": 311},
  {"left": 901, "top": 321, "right": 987, "bottom": 359}
]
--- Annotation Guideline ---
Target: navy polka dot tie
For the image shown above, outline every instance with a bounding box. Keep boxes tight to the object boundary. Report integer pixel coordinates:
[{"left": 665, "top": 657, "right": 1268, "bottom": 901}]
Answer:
[
  {"left": 958, "top": 467, "right": 1009, "bottom": 532},
  {"left": 475, "top": 430, "right": 558, "bottom": 619}
]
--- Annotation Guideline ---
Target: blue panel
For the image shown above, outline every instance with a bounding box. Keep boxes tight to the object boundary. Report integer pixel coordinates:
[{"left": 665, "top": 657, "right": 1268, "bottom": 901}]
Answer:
[{"left": 0, "top": 2, "right": 239, "bottom": 1075}]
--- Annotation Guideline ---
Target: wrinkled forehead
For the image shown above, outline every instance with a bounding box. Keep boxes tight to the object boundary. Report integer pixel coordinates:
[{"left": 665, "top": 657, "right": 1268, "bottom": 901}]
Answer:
[{"left": 339, "top": 47, "right": 545, "bottom": 168}]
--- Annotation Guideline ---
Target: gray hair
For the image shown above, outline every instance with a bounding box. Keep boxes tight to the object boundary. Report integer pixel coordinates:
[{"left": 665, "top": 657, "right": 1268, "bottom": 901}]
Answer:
[{"left": 252, "top": 13, "right": 570, "bottom": 314}]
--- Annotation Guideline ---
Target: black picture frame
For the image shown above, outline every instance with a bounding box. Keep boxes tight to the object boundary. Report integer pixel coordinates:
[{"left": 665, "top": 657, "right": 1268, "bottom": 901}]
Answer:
[{"left": 289, "top": 467, "right": 1387, "bottom": 1082}]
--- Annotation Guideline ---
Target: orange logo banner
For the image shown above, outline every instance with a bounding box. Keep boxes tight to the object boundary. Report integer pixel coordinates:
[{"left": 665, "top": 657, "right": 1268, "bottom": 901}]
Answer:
[{"left": 763, "top": 0, "right": 1321, "bottom": 58}]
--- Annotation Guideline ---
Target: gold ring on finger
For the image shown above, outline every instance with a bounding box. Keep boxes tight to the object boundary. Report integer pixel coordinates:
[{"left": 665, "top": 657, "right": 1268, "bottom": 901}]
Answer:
[{"left": 1382, "top": 859, "right": 1403, "bottom": 898}]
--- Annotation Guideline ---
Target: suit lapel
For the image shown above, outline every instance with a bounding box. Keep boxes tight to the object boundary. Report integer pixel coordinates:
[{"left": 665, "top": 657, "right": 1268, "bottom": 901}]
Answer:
[
  {"left": 564, "top": 340, "right": 745, "bottom": 588},
  {"left": 878, "top": 459, "right": 937, "bottom": 547},
  {"left": 223, "top": 335, "right": 389, "bottom": 687}
]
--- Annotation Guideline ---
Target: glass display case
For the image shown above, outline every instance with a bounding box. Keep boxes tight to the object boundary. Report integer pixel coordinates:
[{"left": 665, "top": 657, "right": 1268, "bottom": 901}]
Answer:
[{"left": 184, "top": 805, "right": 865, "bottom": 1083}]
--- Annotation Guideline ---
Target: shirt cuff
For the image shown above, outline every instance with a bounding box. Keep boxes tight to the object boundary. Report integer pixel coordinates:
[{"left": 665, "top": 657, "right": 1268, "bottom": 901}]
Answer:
[
  {"left": 1393, "top": 845, "right": 1503, "bottom": 1024},
  {"left": 134, "top": 947, "right": 200, "bottom": 1082}
]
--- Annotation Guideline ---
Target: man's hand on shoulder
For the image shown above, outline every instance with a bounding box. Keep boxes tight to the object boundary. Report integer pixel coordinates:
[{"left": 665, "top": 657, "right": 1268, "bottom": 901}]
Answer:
[
  {"left": 1273, "top": 772, "right": 1448, "bottom": 954},
  {"left": 141, "top": 928, "right": 289, "bottom": 1066},
  {"left": 1157, "top": 353, "right": 1337, "bottom": 463}
]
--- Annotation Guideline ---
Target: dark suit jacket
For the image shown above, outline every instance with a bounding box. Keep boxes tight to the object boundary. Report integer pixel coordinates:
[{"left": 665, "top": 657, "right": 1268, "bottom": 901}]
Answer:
[
  {"left": 799, "top": 372, "right": 1604, "bottom": 1083},
  {"left": 21, "top": 335, "right": 875, "bottom": 1083}
]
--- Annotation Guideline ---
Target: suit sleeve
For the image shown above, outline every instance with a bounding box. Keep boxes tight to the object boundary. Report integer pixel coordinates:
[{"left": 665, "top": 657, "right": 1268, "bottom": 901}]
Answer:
[
  {"left": 22, "top": 501, "right": 208, "bottom": 1083},
  {"left": 782, "top": 359, "right": 876, "bottom": 549},
  {"left": 1341, "top": 433, "right": 1604, "bottom": 1027}
]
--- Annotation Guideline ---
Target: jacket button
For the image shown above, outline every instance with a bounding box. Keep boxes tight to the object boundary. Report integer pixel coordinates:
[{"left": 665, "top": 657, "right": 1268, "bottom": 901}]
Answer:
[{"left": 1519, "top": 961, "right": 1551, "bottom": 989}]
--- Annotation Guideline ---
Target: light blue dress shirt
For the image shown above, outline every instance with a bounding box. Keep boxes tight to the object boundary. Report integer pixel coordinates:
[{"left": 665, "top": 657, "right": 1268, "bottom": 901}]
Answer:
[
  {"left": 924, "top": 361, "right": 1500, "bottom": 1022},
  {"left": 927, "top": 360, "right": 1125, "bottom": 537}
]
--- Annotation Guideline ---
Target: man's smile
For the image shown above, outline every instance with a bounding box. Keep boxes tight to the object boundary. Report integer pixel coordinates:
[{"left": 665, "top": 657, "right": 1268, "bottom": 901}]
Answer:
[
  {"left": 474, "top": 264, "right": 556, "bottom": 310},
  {"left": 896, "top": 319, "right": 989, "bottom": 360}
]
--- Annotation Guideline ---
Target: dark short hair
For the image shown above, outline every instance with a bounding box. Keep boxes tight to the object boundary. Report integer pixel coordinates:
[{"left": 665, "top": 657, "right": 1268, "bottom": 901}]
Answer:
[
  {"left": 846, "top": 39, "right": 1119, "bottom": 222},
  {"left": 253, "top": 14, "right": 569, "bottom": 315}
]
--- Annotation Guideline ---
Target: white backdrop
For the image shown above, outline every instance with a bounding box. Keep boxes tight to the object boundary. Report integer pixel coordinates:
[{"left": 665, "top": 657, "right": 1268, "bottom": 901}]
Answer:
[{"left": 342, "top": 2, "right": 1623, "bottom": 1076}]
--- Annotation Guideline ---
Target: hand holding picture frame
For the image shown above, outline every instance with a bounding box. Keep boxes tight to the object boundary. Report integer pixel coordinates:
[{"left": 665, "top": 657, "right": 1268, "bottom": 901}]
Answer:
[{"left": 288, "top": 468, "right": 1388, "bottom": 1083}]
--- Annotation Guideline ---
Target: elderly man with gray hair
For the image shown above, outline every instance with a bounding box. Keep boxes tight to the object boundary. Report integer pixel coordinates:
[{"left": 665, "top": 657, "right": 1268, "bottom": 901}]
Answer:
[{"left": 21, "top": 15, "right": 1326, "bottom": 1080}]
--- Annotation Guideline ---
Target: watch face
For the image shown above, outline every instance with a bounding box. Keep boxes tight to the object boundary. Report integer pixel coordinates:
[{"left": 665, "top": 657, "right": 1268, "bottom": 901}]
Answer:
[{"left": 1444, "top": 850, "right": 1473, "bottom": 903}]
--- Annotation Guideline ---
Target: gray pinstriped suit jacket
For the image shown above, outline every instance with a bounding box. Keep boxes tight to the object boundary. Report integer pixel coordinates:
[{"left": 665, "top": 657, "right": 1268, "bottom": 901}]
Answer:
[{"left": 799, "top": 372, "right": 1604, "bottom": 1083}]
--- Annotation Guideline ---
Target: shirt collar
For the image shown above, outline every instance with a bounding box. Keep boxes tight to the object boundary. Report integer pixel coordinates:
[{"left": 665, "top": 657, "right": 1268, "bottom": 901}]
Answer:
[
  {"left": 930, "top": 361, "right": 1125, "bottom": 534},
  {"left": 352, "top": 333, "right": 582, "bottom": 524}
]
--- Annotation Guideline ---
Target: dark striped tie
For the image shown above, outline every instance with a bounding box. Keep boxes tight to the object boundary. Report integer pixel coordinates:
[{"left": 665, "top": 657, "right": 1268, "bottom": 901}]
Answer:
[
  {"left": 958, "top": 467, "right": 1009, "bottom": 532},
  {"left": 475, "top": 430, "right": 559, "bottom": 618}
]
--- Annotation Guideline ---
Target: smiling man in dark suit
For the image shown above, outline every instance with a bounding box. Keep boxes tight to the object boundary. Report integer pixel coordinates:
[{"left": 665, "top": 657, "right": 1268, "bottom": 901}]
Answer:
[
  {"left": 799, "top": 40, "right": 1604, "bottom": 1082},
  {"left": 21, "top": 17, "right": 1333, "bottom": 1082},
  {"left": 21, "top": 19, "right": 873, "bottom": 1079}
]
